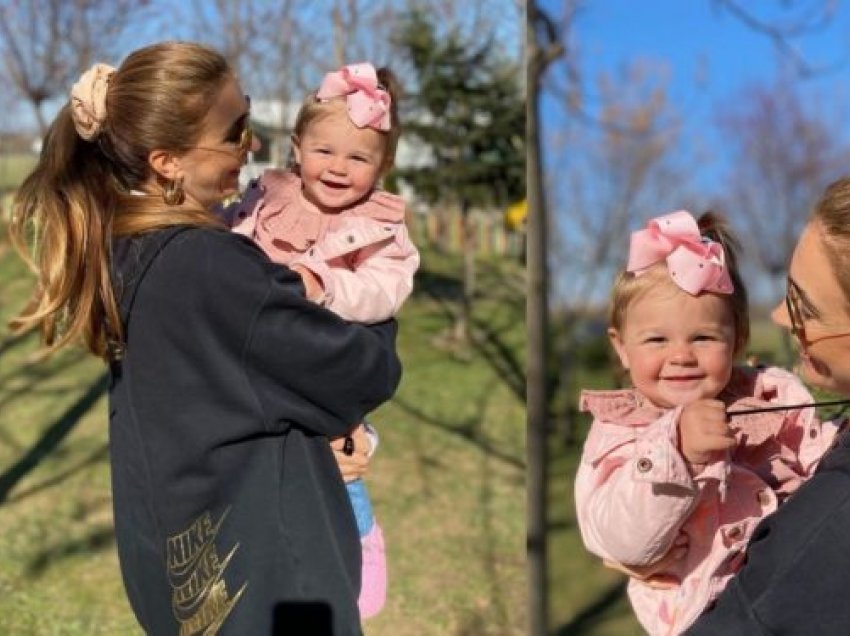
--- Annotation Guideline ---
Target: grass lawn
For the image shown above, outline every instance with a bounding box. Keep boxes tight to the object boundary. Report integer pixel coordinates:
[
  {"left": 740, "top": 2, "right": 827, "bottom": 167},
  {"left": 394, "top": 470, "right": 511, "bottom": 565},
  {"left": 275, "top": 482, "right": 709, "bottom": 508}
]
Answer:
[
  {"left": 0, "top": 229, "right": 526, "bottom": 635},
  {"left": 0, "top": 153, "right": 38, "bottom": 194}
]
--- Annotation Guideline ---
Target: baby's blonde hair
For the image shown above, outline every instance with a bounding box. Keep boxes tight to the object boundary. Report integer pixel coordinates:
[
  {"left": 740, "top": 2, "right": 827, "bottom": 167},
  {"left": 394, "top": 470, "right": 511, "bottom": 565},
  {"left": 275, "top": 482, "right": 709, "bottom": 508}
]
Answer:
[{"left": 609, "top": 211, "right": 750, "bottom": 355}]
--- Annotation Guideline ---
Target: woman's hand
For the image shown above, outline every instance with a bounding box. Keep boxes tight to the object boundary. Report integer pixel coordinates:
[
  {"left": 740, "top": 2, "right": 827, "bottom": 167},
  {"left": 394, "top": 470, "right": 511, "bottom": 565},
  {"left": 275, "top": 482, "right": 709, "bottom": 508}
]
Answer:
[
  {"left": 290, "top": 264, "right": 324, "bottom": 302},
  {"left": 603, "top": 532, "right": 689, "bottom": 590},
  {"left": 330, "top": 423, "right": 371, "bottom": 482}
]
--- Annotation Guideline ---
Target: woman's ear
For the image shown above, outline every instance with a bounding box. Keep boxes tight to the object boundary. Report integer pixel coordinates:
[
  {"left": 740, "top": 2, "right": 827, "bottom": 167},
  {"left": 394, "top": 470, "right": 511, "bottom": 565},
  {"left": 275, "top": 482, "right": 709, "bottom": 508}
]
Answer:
[
  {"left": 290, "top": 135, "right": 302, "bottom": 166},
  {"left": 608, "top": 327, "right": 630, "bottom": 370},
  {"left": 147, "top": 149, "right": 182, "bottom": 181}
]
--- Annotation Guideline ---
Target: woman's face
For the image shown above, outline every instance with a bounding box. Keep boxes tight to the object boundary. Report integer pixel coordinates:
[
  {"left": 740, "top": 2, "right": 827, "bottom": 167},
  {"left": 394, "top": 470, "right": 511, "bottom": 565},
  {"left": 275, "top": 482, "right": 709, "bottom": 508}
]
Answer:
[
  {"left": 772, "top": 221, "right": 850, "bottom": 394},
  {"left": 178, "top": 76, "right": 259, "bottom": 209}
]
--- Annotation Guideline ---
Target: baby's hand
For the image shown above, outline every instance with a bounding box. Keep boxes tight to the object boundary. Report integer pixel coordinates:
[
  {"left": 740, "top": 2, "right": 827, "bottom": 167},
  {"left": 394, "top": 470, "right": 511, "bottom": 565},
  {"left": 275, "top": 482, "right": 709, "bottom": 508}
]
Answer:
[{"left": 678, "top": 399, "right": 736, "bottom": 465}]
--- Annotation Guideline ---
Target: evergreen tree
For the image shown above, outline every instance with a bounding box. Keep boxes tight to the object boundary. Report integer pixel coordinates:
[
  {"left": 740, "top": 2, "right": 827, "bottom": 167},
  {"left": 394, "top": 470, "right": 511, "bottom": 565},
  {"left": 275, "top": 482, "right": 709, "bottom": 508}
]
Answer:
[
  {"left": 393, "top": 9, "right": 525, "bottom": 342},
  {"left": 394, "top": 9, "right": 525, "bottom": 210}
]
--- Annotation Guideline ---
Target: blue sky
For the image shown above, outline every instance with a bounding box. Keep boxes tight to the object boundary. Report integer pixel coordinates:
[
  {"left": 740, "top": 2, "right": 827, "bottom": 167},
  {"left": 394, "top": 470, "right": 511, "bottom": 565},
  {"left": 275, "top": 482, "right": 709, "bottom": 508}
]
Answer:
[
  {"left": 542, "top": 0, "right": 850, "bottom": 187},
  {"left": 573, "top": 1, "right": 850, "bottom": 92},
  {"left": 1, "top": 1, "right": 524, "bottom": 134},
  {"left": 539, "top": 0, "right": 850, "bottom": 304}
]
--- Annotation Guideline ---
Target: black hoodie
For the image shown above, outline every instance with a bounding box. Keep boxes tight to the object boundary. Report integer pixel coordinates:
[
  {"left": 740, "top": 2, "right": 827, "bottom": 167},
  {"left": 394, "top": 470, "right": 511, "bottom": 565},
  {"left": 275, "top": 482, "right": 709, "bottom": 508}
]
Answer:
[
  {"left": 687, "top": 427, "right": 850, "bottom": 635},
  {"left": 108, "top": 225, "right": 401, "bottom": 635}
]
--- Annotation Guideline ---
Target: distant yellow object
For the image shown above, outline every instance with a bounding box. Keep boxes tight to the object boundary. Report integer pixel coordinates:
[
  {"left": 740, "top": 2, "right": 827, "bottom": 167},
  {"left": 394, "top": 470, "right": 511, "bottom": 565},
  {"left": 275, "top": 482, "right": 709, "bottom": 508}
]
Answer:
[{"left": 504, "top": 199, "right": 527, "bottom": 231}]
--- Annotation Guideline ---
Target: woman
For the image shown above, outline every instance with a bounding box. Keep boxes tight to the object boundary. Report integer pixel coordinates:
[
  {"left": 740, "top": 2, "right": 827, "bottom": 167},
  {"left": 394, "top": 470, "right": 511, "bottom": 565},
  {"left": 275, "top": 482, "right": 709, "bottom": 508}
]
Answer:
[
  {"left": 9, "top": 42, "right": 398, "bottom": 635},
  {"left": 687, "top": 177, "right": 850, "bottom": 634}
]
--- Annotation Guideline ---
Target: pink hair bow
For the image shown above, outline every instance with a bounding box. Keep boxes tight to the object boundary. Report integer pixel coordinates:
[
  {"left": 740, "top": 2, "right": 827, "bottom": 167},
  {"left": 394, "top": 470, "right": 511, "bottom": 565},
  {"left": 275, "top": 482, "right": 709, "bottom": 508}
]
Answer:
[
  {"left": 316, "top": 62, "right": 391, "bottom": 131},
  {"left": 627, "top": 210, "right": 734, "bottom": 295}
]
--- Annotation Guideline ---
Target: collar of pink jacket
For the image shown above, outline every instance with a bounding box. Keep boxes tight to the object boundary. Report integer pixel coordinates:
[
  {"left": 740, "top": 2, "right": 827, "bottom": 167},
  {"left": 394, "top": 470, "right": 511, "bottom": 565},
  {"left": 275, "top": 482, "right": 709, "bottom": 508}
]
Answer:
[
  {"left": 252, "top": 170, "right": 405, "bottom": 251},
  {"left": 580, "top": 366, "right": 790, "bottom": 436}
]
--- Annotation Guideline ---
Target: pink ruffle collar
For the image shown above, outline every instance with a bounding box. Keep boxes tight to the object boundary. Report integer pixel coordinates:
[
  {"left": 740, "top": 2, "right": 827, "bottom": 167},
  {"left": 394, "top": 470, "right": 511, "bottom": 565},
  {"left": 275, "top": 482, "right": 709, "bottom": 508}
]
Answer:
[
  {"left": 580, "top": 367, "right": 785, "bottom": 438},
  {"left": 252, "top": 170, "right": 405, "bottom": 251}
]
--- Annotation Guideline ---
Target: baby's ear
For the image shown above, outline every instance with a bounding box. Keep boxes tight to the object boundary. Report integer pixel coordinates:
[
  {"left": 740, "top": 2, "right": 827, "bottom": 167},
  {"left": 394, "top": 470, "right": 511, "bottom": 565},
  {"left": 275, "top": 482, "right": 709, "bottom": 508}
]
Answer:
[
  {"left": 608, "top": 328, "right": 630, "bottom": 370},
  {"left": 290, "top": 134, "right": 302, "bottom": 166}
]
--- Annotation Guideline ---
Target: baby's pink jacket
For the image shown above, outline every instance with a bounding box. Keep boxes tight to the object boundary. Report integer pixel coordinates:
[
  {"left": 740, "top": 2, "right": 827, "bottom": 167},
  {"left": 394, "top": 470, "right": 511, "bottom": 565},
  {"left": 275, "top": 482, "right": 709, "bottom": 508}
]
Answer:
[
  {"left": 574, "top": 366, "right": 839, "bottom": 635},
  {"left": 228, "top": 169, "right": 420, "bottom": 323}
]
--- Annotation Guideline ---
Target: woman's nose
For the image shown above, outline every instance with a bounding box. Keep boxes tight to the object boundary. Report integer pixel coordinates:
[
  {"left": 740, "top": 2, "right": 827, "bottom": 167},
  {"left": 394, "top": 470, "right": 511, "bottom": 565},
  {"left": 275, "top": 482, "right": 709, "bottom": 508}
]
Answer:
[
  {"left": 250, "top": 135, "right": 262, "bottom": 153},
  {"left": 771, "top": 300, "right": 791, "bottom": 329}
]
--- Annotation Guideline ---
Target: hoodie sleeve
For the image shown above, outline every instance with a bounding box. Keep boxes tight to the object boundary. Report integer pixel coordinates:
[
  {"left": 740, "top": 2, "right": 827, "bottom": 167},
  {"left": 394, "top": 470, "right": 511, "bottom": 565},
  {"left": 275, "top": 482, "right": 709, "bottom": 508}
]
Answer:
[
  {"left": 149, "top": 229, "right": 402, "bottom": 438},
  {"left": 241, "top": 243, "right": 402, "bottom": 436}
]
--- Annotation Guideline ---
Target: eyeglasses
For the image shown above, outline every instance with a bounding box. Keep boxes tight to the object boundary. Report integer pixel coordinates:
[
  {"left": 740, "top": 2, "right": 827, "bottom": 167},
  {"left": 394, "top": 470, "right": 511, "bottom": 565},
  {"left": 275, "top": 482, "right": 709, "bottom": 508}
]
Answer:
[
  {"left": 785, "top": 278, "right": 850, "bottom": 348},
  {"left": 193, "top": 95, "right": 253, "bottom": 158}
]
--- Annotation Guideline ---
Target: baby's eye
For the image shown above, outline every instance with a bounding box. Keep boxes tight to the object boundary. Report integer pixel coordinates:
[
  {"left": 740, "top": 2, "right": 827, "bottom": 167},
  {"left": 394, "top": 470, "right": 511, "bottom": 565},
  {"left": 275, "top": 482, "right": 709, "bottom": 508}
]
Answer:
[
  {"left": 643, "top": 336, "right": 665, "bottom": 344},
  {"left": 693, "top": 334, "right": 716, "bottom": 342},
  {"left": 351, "top": 155, "right": 370, "bottom": 163}
]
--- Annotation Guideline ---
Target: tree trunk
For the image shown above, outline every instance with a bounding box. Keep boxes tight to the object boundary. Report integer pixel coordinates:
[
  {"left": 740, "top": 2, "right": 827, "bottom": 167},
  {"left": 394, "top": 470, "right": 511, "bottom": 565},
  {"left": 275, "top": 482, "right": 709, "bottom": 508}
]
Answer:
[
  {"left": 453, "top": 199, "right": 475, "bottom": 342},
  {"left": 527, "top": 12, "right": 550, "bottom": 636},
  {"left": 32, "top": 100, "right": 48, "bottom": 139},
  {"left": 527, "top": 3, "right": 564, "bottom": 633}
]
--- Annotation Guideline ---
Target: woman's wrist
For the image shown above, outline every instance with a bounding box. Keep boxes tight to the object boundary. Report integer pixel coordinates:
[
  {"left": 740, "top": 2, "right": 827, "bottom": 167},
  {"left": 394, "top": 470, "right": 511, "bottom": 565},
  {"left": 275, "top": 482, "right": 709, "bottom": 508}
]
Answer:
[{"left": 290, "top": 264, "right": 324, "bottom": 301}]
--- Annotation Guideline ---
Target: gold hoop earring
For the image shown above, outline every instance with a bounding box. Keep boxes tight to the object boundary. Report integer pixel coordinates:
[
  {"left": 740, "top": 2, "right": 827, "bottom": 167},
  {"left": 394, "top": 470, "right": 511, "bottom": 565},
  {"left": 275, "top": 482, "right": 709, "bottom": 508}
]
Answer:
[{"left": 163, "top": 177, "right": 185, "bottom": 206}]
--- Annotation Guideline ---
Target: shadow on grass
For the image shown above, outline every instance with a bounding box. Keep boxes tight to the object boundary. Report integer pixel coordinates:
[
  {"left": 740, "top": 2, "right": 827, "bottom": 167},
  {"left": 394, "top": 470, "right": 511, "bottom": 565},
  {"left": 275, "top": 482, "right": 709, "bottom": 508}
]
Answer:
[
  {"left": 417, "top": 270, "right": 526, "bottom": 406},
  {"left": 472, "top": 393, "right": 513, "bottom": 632},
  {"left": 392, "top": 394, "right": 525, "bottom": 471},
  {"left": 25, "top": 524, "right": 116, "bottom": 578},
  {"left": 469, "top": 315, "right": 525, "bottom": 404},
  {"left": 0, "top": 328, "right": 33, "bottom": 361},
  {"left": 0, "top": 371, "right": 109, "bottom": 504},
  {"left": 0, "top": 345, "right": 90, "bottom": 395},
  {"left": 0, "top": 349, "right": 93, "bottom": 453},
  {"left": 553, "top": 579, "right": 628, "bottom": 636},
  {"left": 547, "top": 519, "right": 575, "bottom": 533},
  {"left": 412, "top": 269, "right": 463, "bottom": 301},
  {"left": 410, "top": 376, "right": 519, "bottom": 635},
  {"left": 6, "top": 442, "right": 109, "bottom": 504}
]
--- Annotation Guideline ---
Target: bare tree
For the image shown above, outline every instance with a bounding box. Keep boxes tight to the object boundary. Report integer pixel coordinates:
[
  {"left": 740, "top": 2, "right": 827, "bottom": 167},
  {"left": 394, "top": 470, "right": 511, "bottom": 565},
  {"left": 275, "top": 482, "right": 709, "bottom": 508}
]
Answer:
[
  {"left": 186, "top": 0, "right": 267, "bottom": 86},
  {"left": 317, "top": 0, "right": 404, "bottom": 72},
  {"left": 203, "top": 0, "right": 403, "bottom": 166},
  {"left": 714, "top": 0, "right": 844, "bottom": 77},
  {"left": 0, "top": 0, "right": 152, "bottom": 135},
  {"left": 528, "top": 4, "right": 563, "bottom": 635},
  {"left": 571, "top": 66, "right": 683, "bottom": 273},
  {"left": 717, "top": 79, "right": 850, "bottom": 281}
]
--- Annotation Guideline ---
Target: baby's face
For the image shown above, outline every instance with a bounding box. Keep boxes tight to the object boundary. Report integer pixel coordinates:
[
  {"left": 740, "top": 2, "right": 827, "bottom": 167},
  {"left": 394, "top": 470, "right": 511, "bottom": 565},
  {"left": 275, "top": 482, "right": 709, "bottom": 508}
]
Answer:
[
  {"left": 293, "top": 103, "right": 386, "bottom": 213},
  {"left": 609, "top": 285, "right": 736, "bottom": 408}
]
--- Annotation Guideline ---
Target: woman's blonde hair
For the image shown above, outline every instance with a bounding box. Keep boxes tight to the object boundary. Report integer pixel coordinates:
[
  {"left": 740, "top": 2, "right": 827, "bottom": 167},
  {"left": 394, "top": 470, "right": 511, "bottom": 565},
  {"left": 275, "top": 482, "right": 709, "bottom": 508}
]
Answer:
[
  {"left": 291, "top": 67, "right": 402, "bottom": 174},
  {"left": 9, "top": 41, "right": 233, "bottom": 360},
  {"left": 609, "top": 211, "right": 751, "bottom": 355},
  {"left": 812, "top": 177, "right": 850, "bottom": 308}
]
